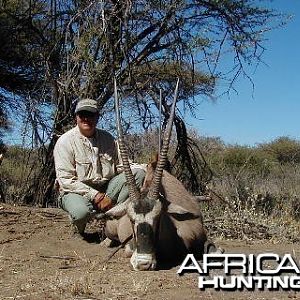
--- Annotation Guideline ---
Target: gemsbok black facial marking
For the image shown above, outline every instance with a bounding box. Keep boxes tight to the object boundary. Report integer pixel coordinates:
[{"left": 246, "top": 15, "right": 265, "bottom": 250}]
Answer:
[
  {"left": 133, "top": 197, "right": 155, "bottom": 215},
  {"left": 136, "top": 222, "right": 155, "bottom": 254}
]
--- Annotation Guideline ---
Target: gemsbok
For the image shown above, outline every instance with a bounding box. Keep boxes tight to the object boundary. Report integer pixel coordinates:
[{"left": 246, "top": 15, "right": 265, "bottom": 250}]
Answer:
[{"left": 103, "top": 79, "right": 215, "bottom": 270}]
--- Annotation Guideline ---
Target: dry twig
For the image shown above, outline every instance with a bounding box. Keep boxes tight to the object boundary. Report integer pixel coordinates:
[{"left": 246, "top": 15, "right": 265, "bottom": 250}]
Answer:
[{"left": 40, "top": 254, "right": 77, "bottom": 260}]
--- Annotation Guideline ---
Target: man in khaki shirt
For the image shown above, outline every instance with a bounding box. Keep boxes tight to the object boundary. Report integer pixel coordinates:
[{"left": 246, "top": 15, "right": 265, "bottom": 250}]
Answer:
[{"left": 54, "top": 99, "right": 145, "bottom": 238}]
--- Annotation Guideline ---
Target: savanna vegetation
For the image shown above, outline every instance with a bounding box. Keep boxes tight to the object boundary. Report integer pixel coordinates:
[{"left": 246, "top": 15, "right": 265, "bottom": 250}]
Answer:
[
  {"left": 196, "top": 135, "right": 300, "bottom": 242},
  {"left": 1, "top": 134, "right": 300, "bottom": 242}
]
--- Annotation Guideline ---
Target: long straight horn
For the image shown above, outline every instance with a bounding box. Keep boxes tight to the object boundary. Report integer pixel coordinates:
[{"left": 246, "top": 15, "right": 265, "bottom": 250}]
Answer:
[
  {"left": 114, "top": 78, "right": 140, "bottom": 201},
  {"left": 148, "top": 78, "right": 179, "bottom": 200}
]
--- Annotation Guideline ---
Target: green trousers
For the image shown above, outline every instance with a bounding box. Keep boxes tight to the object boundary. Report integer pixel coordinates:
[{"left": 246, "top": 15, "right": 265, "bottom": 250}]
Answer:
[{"left": 60, "top": 168, "right": 145, "bottom": 234}]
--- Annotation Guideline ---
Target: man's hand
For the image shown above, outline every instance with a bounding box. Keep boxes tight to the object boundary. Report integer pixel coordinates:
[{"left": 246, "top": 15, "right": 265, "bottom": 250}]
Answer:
[{"left": 93, "top": 192, "right": 113, "bottom": 211}]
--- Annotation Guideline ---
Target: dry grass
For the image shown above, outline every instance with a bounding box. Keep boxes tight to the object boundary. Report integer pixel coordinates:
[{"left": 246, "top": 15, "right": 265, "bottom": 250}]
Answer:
[{"left": 203, "top": 168, "right": 300, "bottom": 243}]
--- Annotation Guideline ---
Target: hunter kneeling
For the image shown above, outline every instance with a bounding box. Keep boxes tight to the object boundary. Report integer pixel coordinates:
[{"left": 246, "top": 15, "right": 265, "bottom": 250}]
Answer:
[{"left": 53, "top": 98, "right": 145, "bottom": 240}]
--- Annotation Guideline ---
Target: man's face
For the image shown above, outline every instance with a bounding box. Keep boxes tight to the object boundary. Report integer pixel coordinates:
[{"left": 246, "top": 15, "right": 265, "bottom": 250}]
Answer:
[{"left": 76, "top": 111, "right": 99, "bottom": 137}]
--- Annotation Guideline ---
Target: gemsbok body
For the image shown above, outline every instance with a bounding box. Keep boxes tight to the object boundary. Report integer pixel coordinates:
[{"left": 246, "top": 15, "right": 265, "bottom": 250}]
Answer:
[{"left": 103, "top": 79, "right": 209, "bottom": 270}]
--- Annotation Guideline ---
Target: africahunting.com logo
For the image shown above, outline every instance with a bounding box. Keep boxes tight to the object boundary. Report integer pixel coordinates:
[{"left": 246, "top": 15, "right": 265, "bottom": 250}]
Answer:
[{"left": 177, "top": 253, "right": 300, "bottom": 291}]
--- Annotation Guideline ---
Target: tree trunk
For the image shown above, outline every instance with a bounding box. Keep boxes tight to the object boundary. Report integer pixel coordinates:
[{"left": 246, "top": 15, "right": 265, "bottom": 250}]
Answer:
[
  {"left": 27, "top": 139, "right": 57, "bottom": 207},
  {"left": 24, "top": 95, "right": 74, "bottom": 207}
]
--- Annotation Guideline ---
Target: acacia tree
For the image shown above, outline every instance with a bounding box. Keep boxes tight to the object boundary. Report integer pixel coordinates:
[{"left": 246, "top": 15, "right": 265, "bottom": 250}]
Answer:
[{"left": 0, "top": 0, "right": 285, "bottom": 205}]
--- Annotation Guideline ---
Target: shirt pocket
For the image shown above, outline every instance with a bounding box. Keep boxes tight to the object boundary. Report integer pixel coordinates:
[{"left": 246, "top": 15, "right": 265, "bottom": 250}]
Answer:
[
  {"left": 75, "top": 159, "right": 92, "bottom": 181},
  {"left": 99, "top": 153, "right": 115, "bottom": 180}
]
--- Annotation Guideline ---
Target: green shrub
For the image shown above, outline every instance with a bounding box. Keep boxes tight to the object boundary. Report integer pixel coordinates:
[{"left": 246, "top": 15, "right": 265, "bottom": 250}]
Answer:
[
  {"left": 259, "top": 137, "right": 300, "bottom": 164},
  {"left": 207, "top": 145, "right": 273, "bottom": 179}
]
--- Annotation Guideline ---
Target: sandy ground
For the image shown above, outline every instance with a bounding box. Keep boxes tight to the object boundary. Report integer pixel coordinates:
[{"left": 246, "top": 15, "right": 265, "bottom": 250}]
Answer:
[{"left": 0, "top": 203, "right": 300, "bottom": 300}]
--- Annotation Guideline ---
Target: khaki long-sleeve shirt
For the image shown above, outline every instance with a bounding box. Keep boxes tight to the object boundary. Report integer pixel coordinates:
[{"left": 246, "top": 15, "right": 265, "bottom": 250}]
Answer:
[{"left": 53, "top": 126, "right": 118, "bottom": 201}]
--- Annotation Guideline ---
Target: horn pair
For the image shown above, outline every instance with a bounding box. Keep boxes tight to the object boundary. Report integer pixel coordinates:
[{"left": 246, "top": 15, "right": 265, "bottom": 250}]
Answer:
[{"left": 114, "top": 78, "right": 179, "bottom": 202}]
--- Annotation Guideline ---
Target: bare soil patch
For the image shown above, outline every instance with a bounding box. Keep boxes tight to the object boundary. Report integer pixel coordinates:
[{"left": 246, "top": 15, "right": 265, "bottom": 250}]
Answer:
[{"left": 0, "top": 203, "right": 299, "bottom": 300}]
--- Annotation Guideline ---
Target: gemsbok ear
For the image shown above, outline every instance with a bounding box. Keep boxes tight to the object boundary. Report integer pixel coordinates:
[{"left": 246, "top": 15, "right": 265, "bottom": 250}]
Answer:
[{"left": 102, "top": 198, "right": 132, "bottom": 219}]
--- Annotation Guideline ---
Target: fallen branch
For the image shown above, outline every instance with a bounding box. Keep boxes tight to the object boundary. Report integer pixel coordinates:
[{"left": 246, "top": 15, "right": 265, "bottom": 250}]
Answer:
[
  {"left": 0, "top": 237, "right": 24, "bottom": 244},
  {"left": 36, "top": 212, "right": 67, "bottom": 220},
  {"left": 58, "top": 265, "right": 79, "bottom": 269},
  {"left": 0, "top": 210, "right": 20, "bottom": 215},
  {"left": 40, "top": 254, "right": 77, "bottom": 260},
  {"left": 204, "top": 217, "right": 225, "bottom": 223},
  {"left": 194, "top": 195, "right": 211, "bottom": 202}
]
